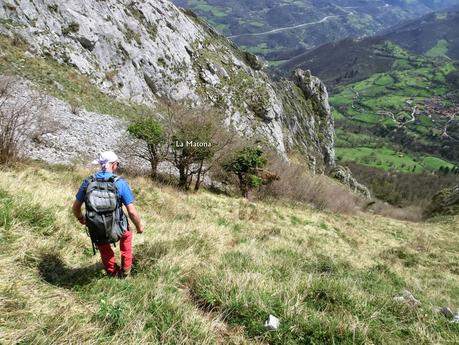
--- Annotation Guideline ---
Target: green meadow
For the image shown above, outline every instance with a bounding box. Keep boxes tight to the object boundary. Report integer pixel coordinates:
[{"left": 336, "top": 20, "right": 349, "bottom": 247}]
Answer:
[{"left": 330, "top": 43, "right": 459, "bottom": 173}]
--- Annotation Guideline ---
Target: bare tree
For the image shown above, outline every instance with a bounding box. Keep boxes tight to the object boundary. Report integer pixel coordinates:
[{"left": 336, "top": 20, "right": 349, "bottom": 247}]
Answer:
[
  {"left": 162, "top": 102, "right": 237, "bottom": 190},
  {"left": 122, "top": 100, "right": 240, "bottom": 189},
  {"left": 0, "top": 76, "right": 51, "bottom": 164}
]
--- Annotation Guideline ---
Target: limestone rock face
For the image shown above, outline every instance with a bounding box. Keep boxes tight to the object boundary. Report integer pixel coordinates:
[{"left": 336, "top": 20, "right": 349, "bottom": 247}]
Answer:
[
  {"left": 293, "top": 69, "right": 331, "bottom": 115},
  {"left": 242, "top": 52, "right": 265, "bottom": 71},
  {"left": 0, "top": 0, "right": 336, "bottom": 172},
  {"left": 330, "top": 165, "right": 371, "bottom": 199},
  {"left": 277, "top": 69, "right": 335, "bottom": 172}
]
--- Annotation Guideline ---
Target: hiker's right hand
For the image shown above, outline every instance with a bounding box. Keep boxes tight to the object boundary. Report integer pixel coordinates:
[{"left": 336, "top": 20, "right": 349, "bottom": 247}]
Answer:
[
  {"left": 78, "top": 216, "right": 86, "bottom": 225},
  {"left": 136, "top": 225, "right": 144, "bottom": 234}
]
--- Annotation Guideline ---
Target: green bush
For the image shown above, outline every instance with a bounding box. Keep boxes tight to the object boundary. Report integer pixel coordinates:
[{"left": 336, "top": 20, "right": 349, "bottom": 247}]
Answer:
[
  {"left": 223, "top": 146, "right": 268, "bottom": 197},
  {"left": 128, "top": 117, "right": 166, "bottom": 178}
]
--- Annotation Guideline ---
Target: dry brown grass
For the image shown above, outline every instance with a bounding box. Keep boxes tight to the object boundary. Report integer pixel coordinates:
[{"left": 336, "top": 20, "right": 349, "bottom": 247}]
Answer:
[
  {"left": 1, "top": 162, "right": 459, "bottom": 344},
  {"left": 255, "top": 157, "right": 428, "bottom": 222},
  {"left": 255, "top": 157, "right": 365, "bottom": 214},
  {"left": 369, "top": 202, "right": 425, "bottom": 222}
]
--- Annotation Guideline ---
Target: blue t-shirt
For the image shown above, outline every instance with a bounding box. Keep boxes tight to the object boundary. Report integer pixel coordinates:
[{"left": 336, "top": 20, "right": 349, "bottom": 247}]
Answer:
[{"left": 75, "top": 171, "right": 135, "bottom": 206}]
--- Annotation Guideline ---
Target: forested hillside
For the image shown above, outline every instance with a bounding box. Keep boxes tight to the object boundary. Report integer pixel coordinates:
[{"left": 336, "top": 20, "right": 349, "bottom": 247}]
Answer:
[{"left": 173, "top": 0, "right": 459, "bottom": 63}]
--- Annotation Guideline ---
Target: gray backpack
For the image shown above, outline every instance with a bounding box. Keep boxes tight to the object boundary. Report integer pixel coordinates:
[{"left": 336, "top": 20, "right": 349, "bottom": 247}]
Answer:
[{"left": 84, "top": 174, "right": 128, "bottom": 247}]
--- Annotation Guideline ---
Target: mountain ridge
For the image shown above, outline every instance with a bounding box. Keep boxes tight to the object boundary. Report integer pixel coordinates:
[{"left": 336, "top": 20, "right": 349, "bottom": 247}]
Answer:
[
  {"left": 0, "top": 0, "right": 335, "bottom": 172},
  {"left": 173, "top": 0, "right": 459, "bottom": 62},
  {"left": 276, "top": 8, "right": 459, "bottom": 89}
]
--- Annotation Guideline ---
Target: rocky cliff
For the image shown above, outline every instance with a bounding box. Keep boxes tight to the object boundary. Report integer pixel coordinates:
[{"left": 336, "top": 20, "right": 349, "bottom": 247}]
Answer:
[
  {"left": 427, "top": 185, "right": 459, "bottom": 216},
  {"left": 0, "top": 0, "right": 335, "bottom": 172}
]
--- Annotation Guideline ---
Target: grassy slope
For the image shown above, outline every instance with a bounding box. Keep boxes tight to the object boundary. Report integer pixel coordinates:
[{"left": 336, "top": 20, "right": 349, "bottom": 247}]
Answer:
[{"left": 1, "top": 163, "right": 459, "bottom": 344}]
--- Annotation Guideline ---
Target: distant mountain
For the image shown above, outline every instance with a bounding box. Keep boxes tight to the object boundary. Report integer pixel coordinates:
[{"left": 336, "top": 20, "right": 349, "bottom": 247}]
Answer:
[
  {"left": 382, "top": 9, "right": 459, "bottom": 59},
  {"left": 275, "top": 37, "right": 391, "bottom": 91},
  {"left": 172, "top": 0, "right": 459, "bottom": 62},
  {"left": 271, "top": 7, "right": 459, "bottom": 174},
  {"left": 277, "top": 9, "right": 459, "bottom": 90}
]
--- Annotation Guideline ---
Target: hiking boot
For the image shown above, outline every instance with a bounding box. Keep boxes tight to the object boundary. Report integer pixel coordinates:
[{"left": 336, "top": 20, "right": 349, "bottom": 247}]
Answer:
[
  {"left": 107, "top": 264, "right": 121, "bottom": 277},
  {"left": 120, "top": 267, "right": 131, "bottom": 279}
]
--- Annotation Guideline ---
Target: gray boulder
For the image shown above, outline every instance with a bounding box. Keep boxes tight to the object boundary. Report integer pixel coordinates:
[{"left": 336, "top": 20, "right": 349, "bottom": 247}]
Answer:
[
  {"left": 394, "top": 290, "right": 421, "bottom": 308},
  {"left": 435, "top": 306, "right": 454, "bottom": 318},
  {"left": 330, "top": 165, "right": 371, "bottom": 199},
  {"left": 427, "top": 185, "right": 459, "bottom": 216}
]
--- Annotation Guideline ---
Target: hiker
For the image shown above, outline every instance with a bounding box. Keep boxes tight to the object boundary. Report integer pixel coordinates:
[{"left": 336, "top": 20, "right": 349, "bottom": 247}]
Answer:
[{"left": 72, "top": 151, "right": 144, "bottom": 277}]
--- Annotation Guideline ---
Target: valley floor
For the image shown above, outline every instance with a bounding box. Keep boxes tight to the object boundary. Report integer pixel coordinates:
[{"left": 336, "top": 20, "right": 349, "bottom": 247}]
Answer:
[{"left": 1, "top": 163, "right": 459, "bottom": 344}]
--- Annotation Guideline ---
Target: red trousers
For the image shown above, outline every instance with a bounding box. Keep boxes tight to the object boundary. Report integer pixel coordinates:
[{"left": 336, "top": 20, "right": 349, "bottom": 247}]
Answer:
[{"left": 97, "top": 230, "right": 132, "bottom": 275}]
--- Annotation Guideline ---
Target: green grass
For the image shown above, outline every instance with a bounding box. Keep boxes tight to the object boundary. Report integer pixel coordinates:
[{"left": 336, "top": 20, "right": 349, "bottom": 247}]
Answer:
[
  {"left": 331, "top": 46, "right": 459, "bottom": 173},
  {"left": 422, "top": 156, "right": 456, "bottom": 171},
  {"left": 336, "top": 145, "right": 456, "bottom": 173},
  {"left": 336, "top": 147, "right": 419, "bottom": 172},
  {"left": 266, "top": 59, "right": 288, "bottom": 67},
  {"left": 330, "top": 94, "right": 353, "bottom": 107},
  {"left": 189, "top": 0, "right": 231, "bottom": 18},
  {"left": 0, "top": 188, "right": 55, "bottom": 237},
  {"left": 332, "top": 109, "right": 345, "bottom": 120},
  {"left": 374, "top": 74, "right": 394, "bottom": 86},
  {"left": 334, "top": 128, "right": 378, "bottom": 147},
  {"left": 243, "top": 42, "right": 276, "bottom": 55},
  {"left": 0, "top": 34, "right": 152, "bottom": 119},
  {"left": 2, "top": 163, "right": 459, "bottom": 343},
  {"left": 425, "top": 39, "right": 449, "bottom": 58},
  {"left": 352, "top": 112, "right": 381, "bottom": 124}
]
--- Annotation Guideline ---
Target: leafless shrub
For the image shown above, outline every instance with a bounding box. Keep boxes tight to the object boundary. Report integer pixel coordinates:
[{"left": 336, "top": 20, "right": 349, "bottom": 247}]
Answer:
[
  {"left": 68, "top": 98, "right": 82, "bottom": 115},
  {"left": 369, "top": 202, "right": 424, "bottom": 222},
  {"left": 254, "top": 154, "right": 428, "bottom": 220},
  {"left": 167, "top": 102, "right": 240, "bottom": 190},
  {"left": 0, "top": 76, "right": 52, "bottom": 164},
  {"left": 255, "top": 155, "right": 365, "bottom": 214}
]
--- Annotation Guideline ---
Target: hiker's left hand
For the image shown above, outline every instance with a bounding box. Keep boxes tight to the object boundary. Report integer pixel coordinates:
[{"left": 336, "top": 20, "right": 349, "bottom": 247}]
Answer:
[{"left": 78, "top": 216, "right": 86, "bottom": 225}]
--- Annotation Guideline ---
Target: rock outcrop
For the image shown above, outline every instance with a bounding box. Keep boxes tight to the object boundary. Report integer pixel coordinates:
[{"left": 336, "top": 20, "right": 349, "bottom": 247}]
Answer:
[
  {"left": 330, "top": 165, "right": 371, "bottom": 199},
  {"left": 0, "top": 78, "right": 128, "bottom": 165},
  {"left": 427, "top": 185, "right": 459, "bottom": 216},
  {"left": 278, "top": 69, "right": 335, "bottom": 171},
  {"left": 0, "top": 0, "right": 335, "bottom": 172}
]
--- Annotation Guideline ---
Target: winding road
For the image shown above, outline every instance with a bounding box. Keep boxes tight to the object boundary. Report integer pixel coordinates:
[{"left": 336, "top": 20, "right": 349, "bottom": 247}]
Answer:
[
  {"left": 226, "top": 2, "right": 393, "bottom": 40},
  {"left": 227, "top": 15, "right": 340, "bottom": 39},
  {"left": 442, "top": 115, "right": 456, "bottom": 140}
]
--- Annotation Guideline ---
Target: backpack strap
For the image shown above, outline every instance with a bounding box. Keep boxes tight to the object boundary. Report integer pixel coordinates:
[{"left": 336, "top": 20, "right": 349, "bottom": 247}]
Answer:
[
  {"left": 82, "top": 175, "right": 96, "bottom": 194},
  {"left": 108, "top": 174, "right": 123, "bottom": 206},
  {"left": 83, "top": 174, "right": 97, "bottom": 255},
  {"left": 94, "top": 174, "right": 120, "bottom": 183},
  {"left": 85, "top": 174, "right": 96, "bottom": 183},
  {"left": 111, "top": 174, "right": 121, "bottom": 183}
]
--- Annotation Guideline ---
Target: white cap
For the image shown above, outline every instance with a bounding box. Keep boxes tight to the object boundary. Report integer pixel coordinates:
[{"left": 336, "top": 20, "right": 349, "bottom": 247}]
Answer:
[{"left": 92, "top": 151, "right": 119, "bottom": 165}]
